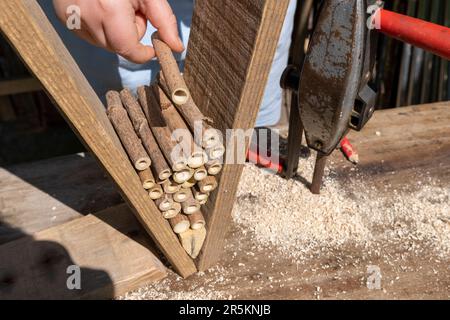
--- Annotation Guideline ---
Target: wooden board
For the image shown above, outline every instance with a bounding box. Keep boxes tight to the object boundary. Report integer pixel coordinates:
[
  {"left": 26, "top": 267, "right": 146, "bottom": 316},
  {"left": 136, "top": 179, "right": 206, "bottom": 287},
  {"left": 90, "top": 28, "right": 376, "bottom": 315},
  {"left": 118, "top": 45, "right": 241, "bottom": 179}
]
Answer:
[
  {"left": 0, "top": 204, "right": 167, "bottom": 300},
  {"left": 0, "top": 153, "right": 122, "bottom": 244},
  {"left": 0, "top": 0, "right": 196, "bottom": 277},
  {"left": 184, "top": 0, "right": 291, "bottom": 271},
  {"left": 341, "top": 101, "right": 450, "bottom": 189}
]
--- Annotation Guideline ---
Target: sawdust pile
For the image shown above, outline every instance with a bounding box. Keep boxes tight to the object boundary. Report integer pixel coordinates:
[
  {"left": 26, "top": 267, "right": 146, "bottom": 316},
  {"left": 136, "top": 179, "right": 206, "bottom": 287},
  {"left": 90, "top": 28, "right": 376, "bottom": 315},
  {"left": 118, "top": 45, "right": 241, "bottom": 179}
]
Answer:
[
  {"left": 122, "top": 274, "right": 228, "bottom": 300},
  {"left": 233, "top": 160, "right": 450, "bottom": 260},
  {"left": 122, "top": 158, "right": 449, "bottom": 300}
]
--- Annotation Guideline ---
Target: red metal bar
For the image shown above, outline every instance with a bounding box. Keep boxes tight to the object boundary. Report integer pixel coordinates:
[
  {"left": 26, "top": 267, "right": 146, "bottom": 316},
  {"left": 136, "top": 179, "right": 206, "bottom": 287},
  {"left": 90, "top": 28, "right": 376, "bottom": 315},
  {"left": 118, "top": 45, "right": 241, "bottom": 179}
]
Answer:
[
  {"left": 247, "top": 149, "right": 283, "bottom": 174},
  {"left": 377, "top": 9, "right": 450, "bottom": 60}
]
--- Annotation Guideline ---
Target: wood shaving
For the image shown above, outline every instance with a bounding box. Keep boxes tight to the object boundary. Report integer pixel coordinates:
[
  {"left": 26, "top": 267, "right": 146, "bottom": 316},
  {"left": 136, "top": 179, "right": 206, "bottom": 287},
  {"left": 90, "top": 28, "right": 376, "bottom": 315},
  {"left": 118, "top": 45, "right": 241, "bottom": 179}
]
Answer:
[{"left": 233, "top": 160, "right": 450, "bottom": 260}]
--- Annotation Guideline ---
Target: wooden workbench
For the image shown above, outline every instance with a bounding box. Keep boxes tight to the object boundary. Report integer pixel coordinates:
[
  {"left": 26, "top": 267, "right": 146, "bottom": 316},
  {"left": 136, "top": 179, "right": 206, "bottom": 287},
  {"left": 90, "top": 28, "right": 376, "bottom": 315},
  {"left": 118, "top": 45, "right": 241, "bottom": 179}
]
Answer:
[{"left": 1, "top": 102, "right": 449, "bottom": 299}]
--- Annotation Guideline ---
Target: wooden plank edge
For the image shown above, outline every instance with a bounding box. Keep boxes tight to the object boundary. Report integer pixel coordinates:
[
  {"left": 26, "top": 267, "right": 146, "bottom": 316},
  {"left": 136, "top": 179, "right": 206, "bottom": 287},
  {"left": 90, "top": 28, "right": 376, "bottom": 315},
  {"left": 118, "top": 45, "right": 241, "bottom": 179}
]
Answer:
[{"left": 0, "top": 204, "right": 167, "bottom": 300}]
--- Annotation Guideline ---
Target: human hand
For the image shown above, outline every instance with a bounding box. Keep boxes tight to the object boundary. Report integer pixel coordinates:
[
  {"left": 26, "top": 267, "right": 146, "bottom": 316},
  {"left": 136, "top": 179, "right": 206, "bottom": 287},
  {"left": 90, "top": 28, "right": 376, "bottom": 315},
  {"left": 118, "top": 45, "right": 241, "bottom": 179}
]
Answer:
[{"left": 53, "top": 0, "right": 184, "bottom": 63}]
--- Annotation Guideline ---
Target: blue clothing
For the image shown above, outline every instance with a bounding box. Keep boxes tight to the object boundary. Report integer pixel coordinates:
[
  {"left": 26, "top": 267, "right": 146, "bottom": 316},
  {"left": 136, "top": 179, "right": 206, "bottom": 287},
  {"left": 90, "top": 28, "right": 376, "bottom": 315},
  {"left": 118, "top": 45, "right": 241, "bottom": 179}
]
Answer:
[{"left": 39, "top": 0, "right": 297, "bottom": 126}]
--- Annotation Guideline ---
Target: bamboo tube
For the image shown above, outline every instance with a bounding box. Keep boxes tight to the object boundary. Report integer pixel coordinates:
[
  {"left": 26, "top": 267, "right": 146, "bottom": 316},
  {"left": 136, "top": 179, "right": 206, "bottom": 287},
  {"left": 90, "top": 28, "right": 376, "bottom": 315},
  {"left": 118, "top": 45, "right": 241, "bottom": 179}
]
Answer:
[
  {"left": 137, "top": 86, "right": 187, "bottom": 172},
  {"left": 188, "top": 211, "right": 206, "bottom": 230},
  {"left": 157, "top": 72, "right": 222, "bottom": 149},
  {"left": 193, "top": 187, "right": 209, "bottom": 202},
  {"left": 161, "top": 179, "right": 181, "bottom": 194},
  {"left": 193, "top": 166, "right": 208, "bottom": 181},
  {"left": 205, "top": 144, "right": 226, "bottom": 160},
  {"left": 120, "top": 88, "right": 172, "bottom": 180},
  {"left": 106, "top": 91, "right": 151, "bottom": 170},
  {"left": 169, "top": 214, "right": 190, "bottom": 234},
  {"left": 181, "top": 188, "right": 201, "bottom": 215},
  {"left": 155, "top": 194, "right": 174, "bottom": 212},
  {"left": 163, "top": 202, "right": 181, "bottom": 219},
  {"left": 151, "top": 32, "right": 190, "bottom": 105},
  {"left": 205, "top": 159, "right": 223, "bottom": 176},
  {"left": 149, "top": 184, "right": 164, "bottom": 200},
  {"left": 138, "top": 168, "right": 156, "bottom": 189},
  {"left": 173, "top": 167, "right": 194, "bottom": 184},
  {"left": 152, "top": 83, "right": 206, "bottom": 169},
  {"left": 178, "top": 227, "right": 206, "bottom": 259},
  {"left": 173, "top": 188, "right": 190, "bottom": 203},
  {"left": 182, "top": 177, "right": 197, "bottom": 189},
  {"left": 198, "top": 176, "right": 218, "bottom": 193}
]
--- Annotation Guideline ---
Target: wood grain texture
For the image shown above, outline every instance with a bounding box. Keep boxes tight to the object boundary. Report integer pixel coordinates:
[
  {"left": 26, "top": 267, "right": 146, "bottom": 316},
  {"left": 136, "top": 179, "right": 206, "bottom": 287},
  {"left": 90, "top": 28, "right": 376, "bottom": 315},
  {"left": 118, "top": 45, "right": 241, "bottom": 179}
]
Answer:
[
  {"left": 0, "top": 0, "right": 196, "bottom": 277},
  {"left": 343, "top": 101, "right": 450, "bottom": 188},
  {"left": 0, "top": 204, "right": 167, "bottom": 300},
  {"left": 0, "top": 153, "right": 121, "bottom": 245},
  {"left": 184, "top": 0, "right": 290, "bottom": 270}
]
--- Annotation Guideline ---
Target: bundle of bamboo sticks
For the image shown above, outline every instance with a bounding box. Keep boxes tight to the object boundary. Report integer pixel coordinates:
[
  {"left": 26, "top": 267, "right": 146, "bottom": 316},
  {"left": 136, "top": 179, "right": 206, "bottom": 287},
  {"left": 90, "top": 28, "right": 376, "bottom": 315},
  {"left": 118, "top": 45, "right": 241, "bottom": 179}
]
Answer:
[{"left": 105, "top": 33, "right": 225, "bottom": 259}]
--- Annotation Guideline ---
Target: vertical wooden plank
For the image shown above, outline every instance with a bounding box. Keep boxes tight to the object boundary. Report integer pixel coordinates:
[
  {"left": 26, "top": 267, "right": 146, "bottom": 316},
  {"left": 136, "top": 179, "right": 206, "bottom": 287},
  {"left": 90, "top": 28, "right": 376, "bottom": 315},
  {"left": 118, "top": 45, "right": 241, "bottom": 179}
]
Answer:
[
  {"left": 184, "top": 0, "right": 290, "bottom": 270},
  {"left": 0, "top": 0, "right": 196, "bottom": 277}
]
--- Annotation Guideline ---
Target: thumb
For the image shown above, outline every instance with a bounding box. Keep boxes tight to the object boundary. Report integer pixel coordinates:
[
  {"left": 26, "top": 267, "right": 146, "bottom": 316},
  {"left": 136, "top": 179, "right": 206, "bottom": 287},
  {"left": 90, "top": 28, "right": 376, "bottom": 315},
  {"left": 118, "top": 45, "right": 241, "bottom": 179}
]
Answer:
[{"left": 140, "top": 0, "right": 184, "bottom": 52}]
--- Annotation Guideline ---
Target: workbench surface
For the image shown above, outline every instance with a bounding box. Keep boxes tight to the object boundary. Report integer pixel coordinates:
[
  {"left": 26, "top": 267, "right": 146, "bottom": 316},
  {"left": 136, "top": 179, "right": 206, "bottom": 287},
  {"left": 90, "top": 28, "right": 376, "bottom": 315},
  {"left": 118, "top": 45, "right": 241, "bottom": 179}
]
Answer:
[{"left": 0, "top": 102, "right": 449, "bottom": 299}]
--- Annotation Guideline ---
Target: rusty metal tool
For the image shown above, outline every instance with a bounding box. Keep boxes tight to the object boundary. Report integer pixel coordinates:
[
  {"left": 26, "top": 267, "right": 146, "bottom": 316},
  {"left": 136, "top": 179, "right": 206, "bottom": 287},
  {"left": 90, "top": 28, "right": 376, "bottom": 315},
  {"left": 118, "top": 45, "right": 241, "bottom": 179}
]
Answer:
[{"left": 283, "top": 0, "right": 379, "bottom": 193}]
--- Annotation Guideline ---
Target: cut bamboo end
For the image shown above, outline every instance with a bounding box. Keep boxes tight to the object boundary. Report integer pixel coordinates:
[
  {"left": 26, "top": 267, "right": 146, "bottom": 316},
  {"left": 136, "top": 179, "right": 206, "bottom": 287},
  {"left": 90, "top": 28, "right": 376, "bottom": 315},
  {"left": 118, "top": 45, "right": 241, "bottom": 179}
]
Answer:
[
  {"left": 172, "top": 160, "right": 188, "bottom": 172},
  {"left": 193, "top": 188, "right": 209, "bottom": 202},
  {"left": 138, "top": 168, "right": 156, "bottom": 189},
  {"left": 155, "top": 194, "right": 174, "bottom": 212},
  {"left": 188, "top": 211, "right": 206, "bottom": 230},
  {"left": 181, "top": 188, "right": 201, "bottom": 215},
  {"left": 135, "top": 158, "right": 152, "bottom": 171},
  {"left": 203, "top": 129, "right": 222, "bottom": 149},
  {"left": 163, "top": 202, "right": 181, "bottom": 219},
  {"left": 161, "top": 179, "right": 181, "bottom": 194},
  {"left": 178, "top": 227, "right": 207, "bottom": 259},
  {"left": 199, "top": 198, "right": 208, "bottom": 205},
  {"left": 158, "top": 169, "right": 172, "bottom": 181},
  {"left": 188, "top": 150, "right": 207, "bottom": 169},
  {"left": 198, "top": 176, "right": 218, "bottom": 193},
  {"left": 182, "top": 177, "right": 197, "bottom": 189},
  {"left": 172, "top": 89, "right": 189, "bottom": 106},
  {"left": 149, "top": 184, "right": 164, "bottom": 200},
  {"left": 151, "top": 32, "right": 190, "bottom": 105},
  {"left": 206, "top": 144, "right": 226, "bottom": 160},
  {"left": 205, "top": 159, "right": 223, "bottom": 175},
  {"left": 169, "top": 214, "right": 190, "bottom": 234},
  {"left": 173, "top": 188, "right": 190, "bottom": 203},
  {"left": 182, "top": 200, "right": 201, "bottom": 215},
  {"left": 173, "top": 168, "right": 194, "bottom": 184},
  {"left": 193, "top": 166, "right": 208, "bottom": 181}
]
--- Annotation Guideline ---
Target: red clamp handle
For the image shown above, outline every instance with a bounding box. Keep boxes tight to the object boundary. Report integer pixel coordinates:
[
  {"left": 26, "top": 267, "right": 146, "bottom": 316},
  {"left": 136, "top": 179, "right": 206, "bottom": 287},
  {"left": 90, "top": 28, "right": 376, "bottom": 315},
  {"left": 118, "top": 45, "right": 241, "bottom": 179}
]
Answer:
[{"left": 375, "top": 9, "right": 450, "bottom": 60}]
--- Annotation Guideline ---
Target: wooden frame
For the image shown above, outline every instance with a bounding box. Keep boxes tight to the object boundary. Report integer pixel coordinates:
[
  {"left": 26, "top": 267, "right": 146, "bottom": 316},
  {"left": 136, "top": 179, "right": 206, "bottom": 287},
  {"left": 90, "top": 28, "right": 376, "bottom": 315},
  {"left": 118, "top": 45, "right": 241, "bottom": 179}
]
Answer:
[
  {"left": 184, "top": 0, "right": 290, "bottom": 270},
  {"left": 0, "top": 0, "right": 289, "bottom": 277}
]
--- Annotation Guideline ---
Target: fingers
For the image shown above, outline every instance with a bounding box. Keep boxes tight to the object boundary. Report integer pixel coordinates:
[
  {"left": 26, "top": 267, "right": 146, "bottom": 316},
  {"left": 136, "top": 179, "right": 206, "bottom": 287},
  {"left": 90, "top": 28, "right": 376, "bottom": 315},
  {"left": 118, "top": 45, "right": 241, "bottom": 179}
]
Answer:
[
  {"left": 102, "top": 1, "right": 155, "bottom": 63},
  {"left": 135, "top": 12, "right": 148, "bottom": 41},
  {"left": 53, "top": 0, "right": 181, "bottom": 63},
  {"left": 140, "top": 0, "right": 184, "bottom": 52}
]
